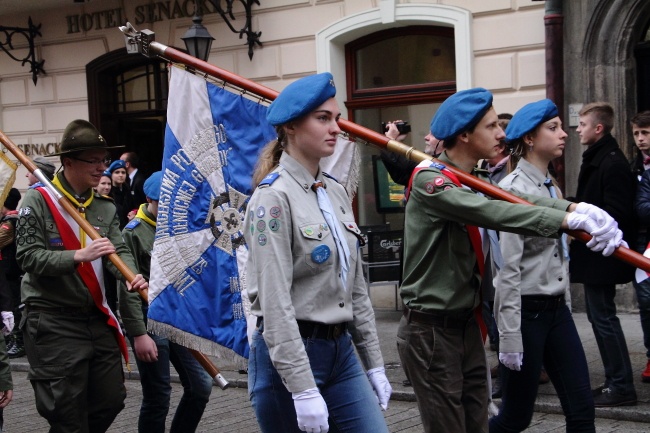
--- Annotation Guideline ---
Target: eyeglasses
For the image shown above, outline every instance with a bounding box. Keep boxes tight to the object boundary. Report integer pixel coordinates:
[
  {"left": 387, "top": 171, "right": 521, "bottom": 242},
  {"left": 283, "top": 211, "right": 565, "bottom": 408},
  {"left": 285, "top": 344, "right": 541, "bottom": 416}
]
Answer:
[{"left": 70, "top": 157, "right": 111, "bottom": 166}]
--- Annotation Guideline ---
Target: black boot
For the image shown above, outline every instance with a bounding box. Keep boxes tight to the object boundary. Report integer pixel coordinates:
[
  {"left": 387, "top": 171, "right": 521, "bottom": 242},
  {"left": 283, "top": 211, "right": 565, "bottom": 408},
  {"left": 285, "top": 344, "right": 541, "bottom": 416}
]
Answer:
[{"left": 8, "top": 332, "right": 24, "bottom": 358}]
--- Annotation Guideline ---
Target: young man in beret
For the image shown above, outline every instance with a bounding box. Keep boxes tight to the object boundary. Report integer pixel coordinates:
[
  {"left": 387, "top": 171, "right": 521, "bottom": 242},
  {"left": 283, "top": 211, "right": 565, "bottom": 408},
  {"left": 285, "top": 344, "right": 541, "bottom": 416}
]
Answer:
[
  {"left": 396, "top": 88, "right": 624, "bottom": 432},
  {"left": 15, "top": 119, "right": 152, "bottom": 433},
  {"left": 121, "top": 171, "right": 213, "bottom": 433}
]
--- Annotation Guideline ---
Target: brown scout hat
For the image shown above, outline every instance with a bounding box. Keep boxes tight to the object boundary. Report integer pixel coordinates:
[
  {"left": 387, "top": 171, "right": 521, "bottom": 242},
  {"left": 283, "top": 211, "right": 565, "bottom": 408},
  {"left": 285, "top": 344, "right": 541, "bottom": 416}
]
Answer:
[{"left": 51, "top": 119, "right": 123, "bottom": 156}]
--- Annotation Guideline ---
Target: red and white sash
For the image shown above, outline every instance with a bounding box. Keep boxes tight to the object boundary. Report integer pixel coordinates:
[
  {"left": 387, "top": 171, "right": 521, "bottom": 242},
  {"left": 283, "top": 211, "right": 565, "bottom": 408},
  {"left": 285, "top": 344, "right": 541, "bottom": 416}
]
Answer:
[{"left": 35, "top": 186, "right": 129, "bottom": 362}]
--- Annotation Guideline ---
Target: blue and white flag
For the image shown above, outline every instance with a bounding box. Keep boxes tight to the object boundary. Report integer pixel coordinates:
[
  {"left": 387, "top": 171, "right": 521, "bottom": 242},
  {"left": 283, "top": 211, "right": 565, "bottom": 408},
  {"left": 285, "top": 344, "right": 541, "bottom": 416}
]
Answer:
[{"left": 148, "top": 67, "right": 276, "bottom": 366}]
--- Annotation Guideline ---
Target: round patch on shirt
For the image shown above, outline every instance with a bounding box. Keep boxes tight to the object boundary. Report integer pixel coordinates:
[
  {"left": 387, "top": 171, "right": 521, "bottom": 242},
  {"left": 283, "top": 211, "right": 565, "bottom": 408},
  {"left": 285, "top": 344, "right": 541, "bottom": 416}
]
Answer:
[
  {"left": 269, "top": 219, "right": 280, "bottom": 231},
  {"left": 305, "top": 226, "right": 314, "bottom": 236},
  {"left": 256, "top": 206, "right": 265, "bottom": 218},
  {"left": 258, "top": 233, "right": 267, "bottom": 246},
  {"left": 311, "top": 244, "right": 331, "bottom": 264},
  {"left": 425, "top": 182, "right": 435, "bottom": 194},
  {"left": 256, "top": 220, "right": 266, "bottom": 232},
  {"left": 270, "top": 206, "right": 281, "bottom": 218},
  {"left": 443, "top": 185, "right": 453, "bottom": 191},
  {"left": 434, "top": 176, "right": 445, "bottom": 186},
  {"left": 19, "top": 207, "right": 31, "bottom": 217}
]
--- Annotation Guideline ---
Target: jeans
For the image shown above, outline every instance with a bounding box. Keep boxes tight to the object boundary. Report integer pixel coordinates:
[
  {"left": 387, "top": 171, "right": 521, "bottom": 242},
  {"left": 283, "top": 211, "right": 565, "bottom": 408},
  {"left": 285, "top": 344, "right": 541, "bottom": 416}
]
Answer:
[
  {"left": 584, "top": 284, "right": 636, "bottom": 395},
  {"left": 489, "top": 304, "right": 594, "bottom": 433},
  {"left": 633, "top": 237, "right": 650, "bottom": 359},
  {"left": 248, "top": 329, "right": 388, "bottom": 433},
  {"left": 397, "top": 315, "right": 488, "bottom": 433},
  {"left": 133, "top": 333, "right": 213, "bottom": 433}
]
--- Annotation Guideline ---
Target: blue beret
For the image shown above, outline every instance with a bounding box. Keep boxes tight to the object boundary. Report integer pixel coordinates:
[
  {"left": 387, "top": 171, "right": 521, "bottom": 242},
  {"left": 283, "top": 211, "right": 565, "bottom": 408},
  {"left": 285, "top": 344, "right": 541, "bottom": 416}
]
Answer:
[
  {"left": 505, "top": 99, "right": 559, "bottom": 142},
  {"left": 107, "top": 159, "right": 126, "bottom": 174},
  {"left": 430, "top": 88, "right": 494, "bottom": 140},
  {"left": 102, "top": 170, "right": 111, "bottom": 177},
  {"left": 266, "top": 73, "right": 337, "bottom": 126},
  {"left": 144, "top": 171, "right": 162, "bottom": 201}
]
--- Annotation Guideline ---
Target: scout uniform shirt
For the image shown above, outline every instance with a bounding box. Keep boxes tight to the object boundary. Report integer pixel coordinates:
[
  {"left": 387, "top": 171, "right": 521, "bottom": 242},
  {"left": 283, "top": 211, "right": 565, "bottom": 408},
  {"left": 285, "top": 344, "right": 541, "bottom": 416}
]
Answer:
[
  {"left": 16, "top": 172, "right": 141, "bottom": 316},
  {"left": 244, "top": 152, "right": 384, "bottom": 393},
  {"left": 119, "top": 203, "right": 156, "bottom": 337},
  {"left": 401, "top": 151, "right": 571, "bottom": 314},
  {"left": 494, "top": 158, "right": 571, "bottom": 354}
]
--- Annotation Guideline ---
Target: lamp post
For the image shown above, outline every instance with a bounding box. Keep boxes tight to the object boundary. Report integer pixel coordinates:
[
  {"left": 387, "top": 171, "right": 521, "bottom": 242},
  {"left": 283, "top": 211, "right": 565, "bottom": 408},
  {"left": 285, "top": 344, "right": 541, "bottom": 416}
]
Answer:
[{"left": 181, "top": 11, "right": 214, "bottom": 62}]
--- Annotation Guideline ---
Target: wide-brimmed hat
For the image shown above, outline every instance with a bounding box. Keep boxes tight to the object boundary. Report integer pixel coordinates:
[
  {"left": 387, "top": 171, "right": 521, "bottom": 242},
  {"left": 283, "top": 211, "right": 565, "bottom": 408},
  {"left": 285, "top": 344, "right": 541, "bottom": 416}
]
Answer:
[{"left": 51, "top": 119, "right": 123, "bottom": 156}]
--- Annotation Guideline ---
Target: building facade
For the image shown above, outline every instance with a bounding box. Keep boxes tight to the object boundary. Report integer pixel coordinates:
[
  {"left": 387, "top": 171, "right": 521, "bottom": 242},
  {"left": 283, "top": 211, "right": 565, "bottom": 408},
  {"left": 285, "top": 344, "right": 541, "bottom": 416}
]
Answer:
[{"left": 0, "top": 0, "right": 649, "bottom": 237}]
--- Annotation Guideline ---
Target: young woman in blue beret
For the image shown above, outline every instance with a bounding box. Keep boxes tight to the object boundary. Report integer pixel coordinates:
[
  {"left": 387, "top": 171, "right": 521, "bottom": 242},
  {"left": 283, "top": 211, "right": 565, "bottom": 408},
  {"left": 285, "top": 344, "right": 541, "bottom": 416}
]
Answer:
[
  {"left": 397, "top": 89, "right": 620, "bottom": 433},
  {"left": 489, "top": 99, "right": 595, "bottom": 432},
  {"left": 244, "top": 73, "right": 391, "bottom": 433}
]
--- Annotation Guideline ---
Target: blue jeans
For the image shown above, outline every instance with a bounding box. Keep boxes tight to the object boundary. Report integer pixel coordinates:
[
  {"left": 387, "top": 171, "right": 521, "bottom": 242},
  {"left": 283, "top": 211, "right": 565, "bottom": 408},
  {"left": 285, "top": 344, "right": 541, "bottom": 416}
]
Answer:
[
  {"left": 133, "top": 333, "right": 213, "bottom": 433},
  {"left": 489, "top": 304, "right": 594, "bottom": 432},
  {"left": 633, "top": 237, "right": 650, "bottom": 358},
  {"left": 584, "top": 284, "right": 636, "bottom": 395},
  {"left": 248, "top": 328, "right": 388, "bottom": 433}
]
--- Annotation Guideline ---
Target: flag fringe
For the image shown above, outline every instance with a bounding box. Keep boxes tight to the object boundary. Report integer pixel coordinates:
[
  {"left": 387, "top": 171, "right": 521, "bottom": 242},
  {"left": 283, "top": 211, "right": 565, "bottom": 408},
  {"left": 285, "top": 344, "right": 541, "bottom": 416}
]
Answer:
[{"left": 148, "top": 319, "right": 248, "bottom": 370}]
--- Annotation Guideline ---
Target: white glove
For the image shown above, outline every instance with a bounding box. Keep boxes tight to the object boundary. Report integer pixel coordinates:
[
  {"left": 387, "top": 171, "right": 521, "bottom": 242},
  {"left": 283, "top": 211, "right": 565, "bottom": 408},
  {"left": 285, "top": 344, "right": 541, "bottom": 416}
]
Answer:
[
  {"left": 292, "top": 388, "right": 329, "bottom": 433},
  {"left": 1, "top": 311, "right": 13, "bottom": 336},
  {"left": 566, "top": 213, "right": 599, "bottom": 233},
  {"left": 367, "top": 367, "right": 392, "bottom": 410},
  {"left": 499, "top": 352, "right": 523, "bottom": 371},
  {"left": 599, "top": 228, "right": 625, "bottom": 257},
  {"left": 575, "top": 202, "right": 616, "bottom": 227}
]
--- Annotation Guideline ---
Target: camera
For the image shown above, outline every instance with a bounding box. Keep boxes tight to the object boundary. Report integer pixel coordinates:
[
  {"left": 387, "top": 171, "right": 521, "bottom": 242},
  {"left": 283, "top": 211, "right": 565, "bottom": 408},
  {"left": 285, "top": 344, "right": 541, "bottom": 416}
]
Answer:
[{"left": 382, "top": 121, "right": 411, "bottom": 135}]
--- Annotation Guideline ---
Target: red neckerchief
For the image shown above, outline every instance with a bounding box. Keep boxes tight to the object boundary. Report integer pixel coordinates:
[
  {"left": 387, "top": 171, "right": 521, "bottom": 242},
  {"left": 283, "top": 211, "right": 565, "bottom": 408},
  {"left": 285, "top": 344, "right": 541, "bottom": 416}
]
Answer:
[
  {"left": 35, "top": 186, "right": 129, "bottom": 362},
  {"left": 406, "top": 162, "right": 488, "bottom": 341}
]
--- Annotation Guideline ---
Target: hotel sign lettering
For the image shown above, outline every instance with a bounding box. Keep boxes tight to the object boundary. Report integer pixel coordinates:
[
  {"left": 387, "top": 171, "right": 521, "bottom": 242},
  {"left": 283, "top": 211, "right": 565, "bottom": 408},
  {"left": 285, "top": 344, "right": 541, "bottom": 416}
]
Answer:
[
  {"left": 18, "top": 143, "right": 61, "bottom": 156},
  {"left": 66, "top": 1, "right": 218, "bottom": 34}
]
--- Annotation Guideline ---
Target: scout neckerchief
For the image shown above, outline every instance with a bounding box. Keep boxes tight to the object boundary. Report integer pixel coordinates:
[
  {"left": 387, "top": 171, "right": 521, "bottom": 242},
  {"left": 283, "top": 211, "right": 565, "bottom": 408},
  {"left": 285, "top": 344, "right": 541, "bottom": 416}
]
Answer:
[
  {"left": 406, "top": 161, "right": 488, "bottom": 341},
  {"left": 135, "top": 203, "right": 156, "bottom": 228},
  {"left": 312, "top": 180, "right": 351, "bottom": 290},
  {"left": 34, "top": 184, "right": 129, "bottom": 363},
  {"left": 52, "top": 175, "right": 93, "bottom": 249}
]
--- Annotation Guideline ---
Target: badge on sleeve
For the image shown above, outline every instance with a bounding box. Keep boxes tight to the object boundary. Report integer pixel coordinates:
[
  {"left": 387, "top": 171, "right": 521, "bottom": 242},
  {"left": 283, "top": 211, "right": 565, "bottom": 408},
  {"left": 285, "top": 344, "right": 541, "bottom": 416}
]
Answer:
[
  {"left": 434, "top": 177, "right": 445, "bottom": 186},
  {"left": 258, "top": 234, "right": 267, "bottom": 246},
  {"left": 257, "top": 220, "right": 266, "bottom": 232},
  {"left": 256, "top": 206, "right": 265, "bottom": 218},
  {"left": 425, "top": 182, "right": 435, "bottom": 194},
  {"left": 311, "top": 245, "right": 331, "bottom": 264},
  {"left": 269, "top": 219, "right": 280, "bottom": 231},
  {"left": 270, "top": 206, "right": 281, "bottom": 218}
]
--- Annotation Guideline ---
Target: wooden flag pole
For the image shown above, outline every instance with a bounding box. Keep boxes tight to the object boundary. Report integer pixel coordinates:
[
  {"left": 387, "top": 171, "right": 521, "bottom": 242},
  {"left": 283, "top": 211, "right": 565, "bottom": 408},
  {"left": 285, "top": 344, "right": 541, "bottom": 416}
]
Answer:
[{"left": 119, "top": 26, "right": 650, "bottom": 273}]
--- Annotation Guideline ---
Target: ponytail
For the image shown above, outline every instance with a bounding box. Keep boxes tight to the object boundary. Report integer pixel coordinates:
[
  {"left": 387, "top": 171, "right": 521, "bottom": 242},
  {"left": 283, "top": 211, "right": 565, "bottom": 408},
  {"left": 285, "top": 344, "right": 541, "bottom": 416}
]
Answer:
[{"left": 252, "top": 127, "right": 286, "bottom": 188}]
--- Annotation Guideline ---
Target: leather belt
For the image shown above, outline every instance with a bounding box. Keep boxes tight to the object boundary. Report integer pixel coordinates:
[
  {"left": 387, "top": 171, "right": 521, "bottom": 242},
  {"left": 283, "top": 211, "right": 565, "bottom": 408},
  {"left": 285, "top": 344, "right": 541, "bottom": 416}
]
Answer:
[
  {"left": 256, "top": 317, "right": 347, "bottom": 340},
  {"left": 26, "top": 304, "right": 101, "bottom": 316},
  {"left": 520, "top": 294, "right": 565, "bottom": 312},
  {"left": 403, "top": 306, "right": 473, "bottom": 329}
]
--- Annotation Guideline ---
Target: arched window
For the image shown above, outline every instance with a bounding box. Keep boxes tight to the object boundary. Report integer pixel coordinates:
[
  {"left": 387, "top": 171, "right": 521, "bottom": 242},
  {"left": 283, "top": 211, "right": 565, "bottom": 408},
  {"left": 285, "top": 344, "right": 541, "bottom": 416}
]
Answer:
[{"left": 345, "top": 26, "right": 456, "bottom": 229}]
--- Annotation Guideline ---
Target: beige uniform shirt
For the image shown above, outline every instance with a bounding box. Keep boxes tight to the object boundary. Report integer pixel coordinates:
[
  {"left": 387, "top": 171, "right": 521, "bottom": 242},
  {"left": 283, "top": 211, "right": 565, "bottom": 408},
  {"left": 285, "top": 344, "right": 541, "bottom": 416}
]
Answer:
[
  {"left": 244, "top": 152, "right": 383, "bottom": 393},
  {"left": 494, "top": 158, "right": 571, "bottom": 353}
]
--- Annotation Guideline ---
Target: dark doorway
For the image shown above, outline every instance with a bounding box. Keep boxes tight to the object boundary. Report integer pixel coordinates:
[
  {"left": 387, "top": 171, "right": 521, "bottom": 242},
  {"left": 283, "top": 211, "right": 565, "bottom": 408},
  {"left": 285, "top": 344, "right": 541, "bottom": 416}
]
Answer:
[
  {"left": 86, "top": 48, "right": 169, "bottom": 178},
  {"left": 637, "top": 40, "right": 650, "bottom": 113}
]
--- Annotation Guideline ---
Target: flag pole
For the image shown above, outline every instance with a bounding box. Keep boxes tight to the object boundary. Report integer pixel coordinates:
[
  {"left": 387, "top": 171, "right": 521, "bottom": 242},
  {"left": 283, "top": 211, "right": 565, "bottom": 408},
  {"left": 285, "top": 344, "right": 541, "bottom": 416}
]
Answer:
[
  {"left": 0, "top": 128, "right": 230, "bottom": 390},
  {"left": 119, "top": 25, "right": 650, "bottom": 274}
]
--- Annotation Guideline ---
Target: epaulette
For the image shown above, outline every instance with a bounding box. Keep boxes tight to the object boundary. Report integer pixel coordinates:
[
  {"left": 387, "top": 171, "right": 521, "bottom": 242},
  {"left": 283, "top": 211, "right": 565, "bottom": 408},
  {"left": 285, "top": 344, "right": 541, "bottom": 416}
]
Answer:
[
  {"left": 258, "top": 172, "right": 280, "bottom": 188},
  {"left": 124, "top": 219, "right": 141, "bottom": 230}
]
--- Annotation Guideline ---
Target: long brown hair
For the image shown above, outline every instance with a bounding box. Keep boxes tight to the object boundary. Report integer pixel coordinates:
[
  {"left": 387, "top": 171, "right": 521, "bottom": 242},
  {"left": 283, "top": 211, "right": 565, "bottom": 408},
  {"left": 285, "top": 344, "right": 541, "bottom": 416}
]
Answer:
[{"left": 251, "top": 127, "right": 287, "bottom": 188}]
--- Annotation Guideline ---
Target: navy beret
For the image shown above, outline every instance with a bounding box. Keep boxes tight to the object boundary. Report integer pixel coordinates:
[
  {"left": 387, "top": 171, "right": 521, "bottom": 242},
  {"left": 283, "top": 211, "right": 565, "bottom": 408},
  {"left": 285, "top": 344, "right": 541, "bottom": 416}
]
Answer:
[
  {"left": 505, "top": 99, "right": 559, "bottom": 142},
  {"left": 102, "top": 170, "right": 111, "bottom": 178},
  {"left": 430, "top": 88, "right": 494, "bottom": 140},
  {"left": 266, "top": 72, "right": 337, "bottom": 126},
  {"left": 144, "top": 171, "right": 162, "bottom": 201},
  {"left": 107, "top": 159, "right": 126, "bottom": 174}
]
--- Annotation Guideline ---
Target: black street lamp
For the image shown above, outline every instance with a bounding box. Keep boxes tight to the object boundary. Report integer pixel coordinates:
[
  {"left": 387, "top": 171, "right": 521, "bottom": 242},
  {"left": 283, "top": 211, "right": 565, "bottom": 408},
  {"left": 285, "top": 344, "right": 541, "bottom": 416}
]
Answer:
[{"left": 181, "top": 13, "right": 215, "bottom": 62}]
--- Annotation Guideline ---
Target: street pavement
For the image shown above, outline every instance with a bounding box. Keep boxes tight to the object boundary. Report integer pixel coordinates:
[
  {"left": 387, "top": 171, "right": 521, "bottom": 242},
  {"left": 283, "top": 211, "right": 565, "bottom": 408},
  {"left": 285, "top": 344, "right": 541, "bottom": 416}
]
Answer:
[{"left": 3, "top": 311, "right": 650, "bottom": 432}]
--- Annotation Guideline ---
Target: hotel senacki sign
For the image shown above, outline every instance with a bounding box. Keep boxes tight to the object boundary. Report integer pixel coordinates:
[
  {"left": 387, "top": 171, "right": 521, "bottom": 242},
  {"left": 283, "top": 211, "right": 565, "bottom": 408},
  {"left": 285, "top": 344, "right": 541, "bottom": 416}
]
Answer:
[{"left": 66, "top": 0, "right": 223, "bottom": 34}]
